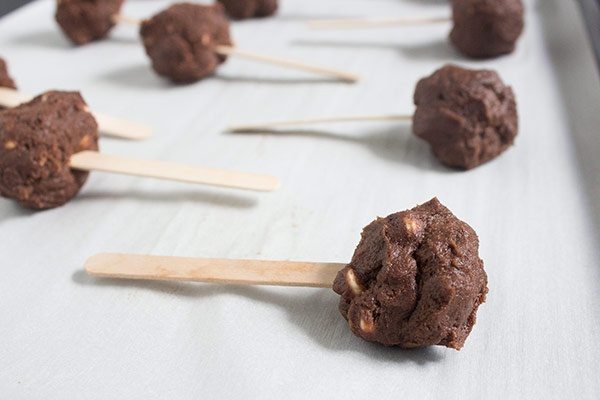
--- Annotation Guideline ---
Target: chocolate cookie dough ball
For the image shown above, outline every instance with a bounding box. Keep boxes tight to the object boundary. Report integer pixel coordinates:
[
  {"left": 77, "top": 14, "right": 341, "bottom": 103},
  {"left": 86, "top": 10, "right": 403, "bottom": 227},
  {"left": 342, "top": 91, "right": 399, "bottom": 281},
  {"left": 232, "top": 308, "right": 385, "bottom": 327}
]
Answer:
[
  {"left": 333, "top": 198, "right": 488, "bottom": 350},
  {"left": 140, "top": 3, "right": 233, "bottom": 83},
  {"left": 217, "top": 0, "right": 278, "bottom": 20},
  {"left": 55, "top": 0, "right": 124, "bottom": 45},
  {"left": 0, "top": 58, "right": 16, "bottom": 90},
  {"left": 450, "top": 0, "right": 524, "bottom": 59},
  {"left": 0, "top": 91, "right": 99, "bottom": 209},
  {"left": 413, "top": 65, "right": 518, "bottom": 170}
]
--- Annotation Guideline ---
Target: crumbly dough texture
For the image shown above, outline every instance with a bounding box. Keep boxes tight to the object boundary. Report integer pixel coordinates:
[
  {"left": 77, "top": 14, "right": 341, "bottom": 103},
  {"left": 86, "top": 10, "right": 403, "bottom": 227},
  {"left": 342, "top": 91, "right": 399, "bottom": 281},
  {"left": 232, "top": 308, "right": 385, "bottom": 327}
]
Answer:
[
  {"left": 333, "top": 198, "right": 488, "bottom": 350},
  {"left": 217, "top": 0, "right": 278, "bottom": 20},
  {"left": 450, "top": 0, "right": 524, "bottom": 59},
  {"left": 0, "top": 91, "right": 99, "bottom": 210},
  {"left": 0, "top": 57, "right": 16, "bottom": 90},
  {"left": 412, "top": 64, "right": 518, "bottom": 170},
  {"left": 55, "top": 0, "right": 124, "bottom": 45},
  {"left": 140, "top": 3, "right": 233, "bottom": 83}
]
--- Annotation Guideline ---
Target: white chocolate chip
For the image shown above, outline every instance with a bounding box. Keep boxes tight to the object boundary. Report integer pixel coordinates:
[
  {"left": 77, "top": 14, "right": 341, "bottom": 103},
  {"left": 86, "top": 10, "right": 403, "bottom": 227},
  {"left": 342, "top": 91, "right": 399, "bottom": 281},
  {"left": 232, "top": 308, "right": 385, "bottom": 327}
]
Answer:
[
  {"left": 345, "top": 269, "right": 363, "bottom": 296},
  {"left": 359, "top": 311, "right": 375, "bottom": 333},
  {"left": 201, "top": 34, "right": 211, "bottom": 46},
  {"left": 3, "top": 140, "right": 16, "bottom": 150},
  {"left": 403, "top": 216, "right": 422, "bottom": 235},
  {"left": 79, "top": 134, "right": 93, "bottom": 148}
]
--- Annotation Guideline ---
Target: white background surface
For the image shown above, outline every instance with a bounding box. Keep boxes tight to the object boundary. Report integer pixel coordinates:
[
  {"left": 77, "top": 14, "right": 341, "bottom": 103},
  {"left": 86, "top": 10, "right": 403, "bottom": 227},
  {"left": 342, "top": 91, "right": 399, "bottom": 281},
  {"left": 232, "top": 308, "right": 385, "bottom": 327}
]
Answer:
[{"left": 0, "top": 0, "right": 599, "bottom": 398}]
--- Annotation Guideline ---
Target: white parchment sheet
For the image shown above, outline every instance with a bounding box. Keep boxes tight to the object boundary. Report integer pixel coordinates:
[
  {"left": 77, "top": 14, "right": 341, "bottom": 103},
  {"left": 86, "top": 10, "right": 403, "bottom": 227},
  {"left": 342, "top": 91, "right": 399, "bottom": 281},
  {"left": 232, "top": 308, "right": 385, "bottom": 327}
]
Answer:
[{"left": 0, "top": 0, "right": 599, "bottom": 398}]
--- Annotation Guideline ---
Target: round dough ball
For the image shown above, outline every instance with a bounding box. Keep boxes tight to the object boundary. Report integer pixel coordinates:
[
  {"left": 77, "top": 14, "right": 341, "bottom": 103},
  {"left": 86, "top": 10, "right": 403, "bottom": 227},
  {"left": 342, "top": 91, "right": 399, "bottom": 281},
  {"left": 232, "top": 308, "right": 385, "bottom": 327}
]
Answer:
[
  {"left": 413, "top": 64, "right": 518, "bottom": 170},
  {"left": 140, "top": 3, "right": 233, "bottom": 83},
  {"left": 0, "top": 91, "right": 99, "bottom": 209},
  {"left": 333, "top": 198, "right": 488, "bottom": 350},
  {"left": 55, "top": 0, "right": 124, "bottom": 45},
  {"left": 450, "top": 0, "right": 524, "bottom": 59}
]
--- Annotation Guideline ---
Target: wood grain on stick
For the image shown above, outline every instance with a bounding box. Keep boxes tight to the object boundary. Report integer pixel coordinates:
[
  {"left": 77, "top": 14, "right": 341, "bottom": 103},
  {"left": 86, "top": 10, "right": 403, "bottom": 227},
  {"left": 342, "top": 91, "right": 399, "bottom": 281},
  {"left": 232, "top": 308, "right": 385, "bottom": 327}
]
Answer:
[
  {"left": 229, "top": 114, "right": 412, "bottom": 132},
  {"left": 111, "top": 14, "right": 141, "bottom": 25},
  {"left": 215, "top": 46, "right": 360, "bottom": 83},
  {"left": 85, "top": 253, "right": 343, "bottom": 288},
  {"left": 92, "top": 112, "right": 152, "bottom": 140},
  {"left": 70, "top": 151, "right": 279, "bottom": 192}
]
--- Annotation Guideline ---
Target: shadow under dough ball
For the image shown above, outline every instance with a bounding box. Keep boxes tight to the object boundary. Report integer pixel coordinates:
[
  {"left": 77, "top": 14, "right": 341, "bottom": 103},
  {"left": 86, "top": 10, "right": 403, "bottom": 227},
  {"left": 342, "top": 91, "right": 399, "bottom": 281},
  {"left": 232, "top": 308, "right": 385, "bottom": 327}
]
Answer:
[
  {"left": 0, "top": 91, "right": 99, "bottom": 210},
  {"left": 450, "top": 0, "right": 524, "bottom": 59},
  {"left": 140, "top": 3, "right": 233, "bottom": 83},
  {"left": 412, "top": 64, "right": 518, "bottom": 170},
  {"left": 333, "top": 198, "right": 488, "bottom": 350},
  {"left": 217, "top": 0, "right": 278, "bottom": 20},
  {"left": 0, "top": 58, "right": 16, "bottom": 90},
  {"left": 55, "top": 0, "right": 125, "bottom": 45}
]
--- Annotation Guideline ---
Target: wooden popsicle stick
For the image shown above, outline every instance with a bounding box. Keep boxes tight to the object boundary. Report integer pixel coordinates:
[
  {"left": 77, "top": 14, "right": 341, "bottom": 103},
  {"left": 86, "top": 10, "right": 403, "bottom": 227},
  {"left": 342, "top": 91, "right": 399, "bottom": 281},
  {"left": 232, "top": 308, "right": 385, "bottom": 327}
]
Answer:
[
  {"left": 0, "top": 87, "right": 30, "bottom": 107},
  {"left": 85, "top": 253, "right": 343, "bottom": 288},
  {"left": 229, "top": 114, "right": 413, "bottom": 132},
  {"left": 111, "top": 14, "right": 142, "bottom": 25},
  {"left": 70, "top": 151, "right": 280, "bottom": 192},
  {"left": 0, "top": 88, "right": 151, "bottom": 140},
  {"left": 215, "top": 46, "right": 360, "bottom": 83},
  {"left": 92, "top": 112, "right": 152, "bottom": 141},
  {"left": 308, "top": 16, "right": 451, "bottom": 30}
]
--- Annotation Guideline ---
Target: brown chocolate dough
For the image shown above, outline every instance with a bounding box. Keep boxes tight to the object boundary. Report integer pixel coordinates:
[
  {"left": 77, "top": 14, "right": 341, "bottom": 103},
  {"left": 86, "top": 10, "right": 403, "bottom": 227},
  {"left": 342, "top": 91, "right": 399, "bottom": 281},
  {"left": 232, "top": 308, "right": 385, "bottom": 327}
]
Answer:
[
  {"left": 450, "top": 0, "right": 524, "bottom": 59},
  {"left": 0, "top": 57, "right": 16, "bottom": 90},
  {"left": 140, "top": 3, "right": 233, "bottom": 83},
  {"left": 55, "top": 0, "right": 125, "bottom": 45},
  {"left": 333, "top": 198, "right": 488, "bottom": 350},
  {"left": 0, "top": 91, "right": 99, "bottom": 210},
  {"left": 413, "top": 64, "right": 518, "bottom": 170},
  {"left": 217, "top": 0, "right": 278, "bottom": 20}
]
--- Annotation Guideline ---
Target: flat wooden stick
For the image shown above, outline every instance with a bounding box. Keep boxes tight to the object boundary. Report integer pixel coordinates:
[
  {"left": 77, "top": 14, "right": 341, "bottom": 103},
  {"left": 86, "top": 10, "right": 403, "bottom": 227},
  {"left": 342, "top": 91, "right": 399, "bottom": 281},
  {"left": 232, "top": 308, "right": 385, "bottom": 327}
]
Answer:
[
  {"left": 70, "top": 151, "right": 279, "bottom": 192},
  {"left": 215, "top": 46, "right": 360, "bottom": 83},
  {"left": 229, "top": 114, "right": 412, "bottom": 132},
  {"left": 111, "top": 14, "right": 141, "bottom": 25},
  {"left": 308, "top": 16, "right": 451, "bottom": 30},
  {"left": 92, "top": 112, "right": 152, "bottom": 141},
  {"left": 0, "top": 88, "right": 151, "bottom": 140},
  {"left": 0, "top": 87, "right": 30, "bottom": 107},
  {"left": 85, "top": 253, "right": 343, "bottom": 288}
]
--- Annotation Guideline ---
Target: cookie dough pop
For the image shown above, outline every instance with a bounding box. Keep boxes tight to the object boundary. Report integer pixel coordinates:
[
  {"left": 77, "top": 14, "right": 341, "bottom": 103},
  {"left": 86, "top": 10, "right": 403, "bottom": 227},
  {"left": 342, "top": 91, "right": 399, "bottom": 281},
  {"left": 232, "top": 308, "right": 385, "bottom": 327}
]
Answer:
[
  {"left": 309, "top": 0, "right": 525, "bottom": 59},
  {"left": 0, "top": 91, "right": 278, "bottom": 209},
  {"left": 140, "top": 3, "right": 357, "bottom": 83},
  {"left": 230, "top": 64, "right": 519, "bottom": 170},
  {"left": 85, "top": 198, "right": 488, "bottom": 350}
]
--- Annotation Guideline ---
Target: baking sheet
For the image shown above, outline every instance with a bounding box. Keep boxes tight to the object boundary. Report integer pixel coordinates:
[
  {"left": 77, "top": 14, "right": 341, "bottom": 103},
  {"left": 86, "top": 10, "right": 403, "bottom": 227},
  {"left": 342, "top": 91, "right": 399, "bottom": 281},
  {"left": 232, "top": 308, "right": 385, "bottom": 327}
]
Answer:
[{"left": 0, "top": 0, "right": 599, "bottom": 398}]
